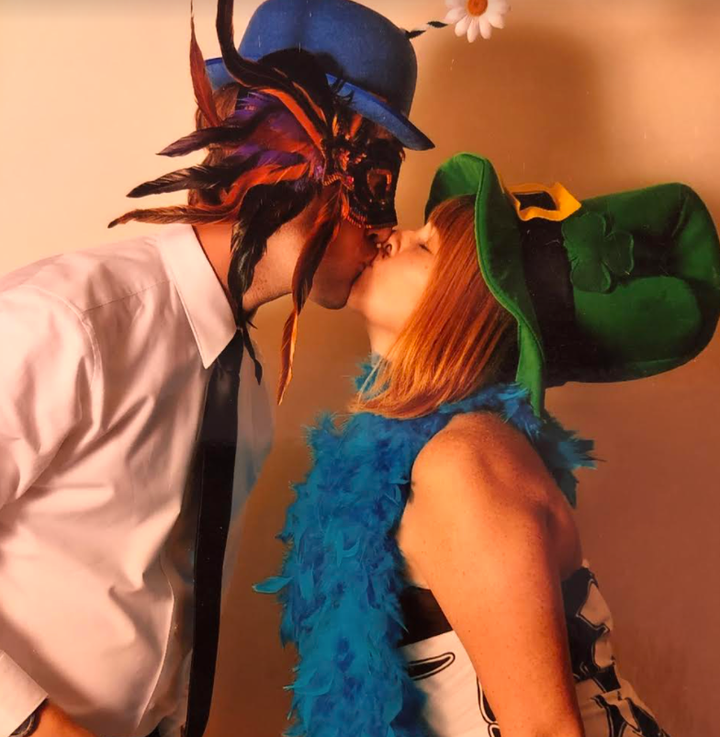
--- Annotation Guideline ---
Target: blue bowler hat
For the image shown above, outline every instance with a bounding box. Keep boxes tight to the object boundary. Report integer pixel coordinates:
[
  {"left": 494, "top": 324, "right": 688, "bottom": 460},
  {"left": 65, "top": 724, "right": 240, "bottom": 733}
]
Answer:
[{"left": 205, "top": 0, "right": 434, "bottom": 151}]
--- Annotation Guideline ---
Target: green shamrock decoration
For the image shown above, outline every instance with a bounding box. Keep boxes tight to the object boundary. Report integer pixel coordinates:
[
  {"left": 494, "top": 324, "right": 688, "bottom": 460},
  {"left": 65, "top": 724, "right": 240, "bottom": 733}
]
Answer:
[{"left": 561, "top": 211, "right": 635, "bottom": 293}]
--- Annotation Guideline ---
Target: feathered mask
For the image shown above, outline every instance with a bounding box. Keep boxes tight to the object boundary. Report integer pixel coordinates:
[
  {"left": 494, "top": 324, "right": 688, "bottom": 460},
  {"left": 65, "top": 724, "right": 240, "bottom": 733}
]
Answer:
[{"left": 109, "top": 0, "right": 405, "bottom": 403}]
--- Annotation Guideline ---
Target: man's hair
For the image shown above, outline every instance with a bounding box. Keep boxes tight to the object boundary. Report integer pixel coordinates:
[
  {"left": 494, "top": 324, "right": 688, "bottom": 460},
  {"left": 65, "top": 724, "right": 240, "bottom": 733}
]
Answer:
[{"left": 354, "top": 195, "right": 515, "bottom": 419}]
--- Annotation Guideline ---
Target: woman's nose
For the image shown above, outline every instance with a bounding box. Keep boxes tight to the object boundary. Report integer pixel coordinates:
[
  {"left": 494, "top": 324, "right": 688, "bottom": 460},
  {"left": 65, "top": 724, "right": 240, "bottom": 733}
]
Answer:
[{"left": 380, "top": 231, "right": 402, "bottom": 258}]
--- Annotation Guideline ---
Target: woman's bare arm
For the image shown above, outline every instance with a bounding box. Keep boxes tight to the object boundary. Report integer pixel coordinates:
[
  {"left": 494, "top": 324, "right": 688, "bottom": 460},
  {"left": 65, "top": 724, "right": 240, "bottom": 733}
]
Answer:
[{"left": 403, "top": 411, "right": 585, "bottom": 737}]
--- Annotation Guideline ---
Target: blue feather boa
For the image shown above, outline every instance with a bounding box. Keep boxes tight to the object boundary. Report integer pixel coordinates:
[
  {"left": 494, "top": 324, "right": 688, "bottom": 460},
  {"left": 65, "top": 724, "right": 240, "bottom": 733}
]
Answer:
[{"left": 256, "top": 365, "right": 594, "bottom": 737}]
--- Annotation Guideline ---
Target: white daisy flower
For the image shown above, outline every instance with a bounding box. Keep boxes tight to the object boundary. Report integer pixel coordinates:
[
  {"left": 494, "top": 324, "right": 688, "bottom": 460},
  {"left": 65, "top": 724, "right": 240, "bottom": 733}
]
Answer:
[{"left": 443, "top": 0, "right": 510, "bottom": 42}]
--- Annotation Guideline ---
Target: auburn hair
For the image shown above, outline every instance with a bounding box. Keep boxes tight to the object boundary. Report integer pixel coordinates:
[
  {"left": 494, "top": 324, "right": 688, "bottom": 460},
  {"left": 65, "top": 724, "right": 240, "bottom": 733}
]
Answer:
[{"left": 354, "top": 195, "right": 515, "bottom": 419}]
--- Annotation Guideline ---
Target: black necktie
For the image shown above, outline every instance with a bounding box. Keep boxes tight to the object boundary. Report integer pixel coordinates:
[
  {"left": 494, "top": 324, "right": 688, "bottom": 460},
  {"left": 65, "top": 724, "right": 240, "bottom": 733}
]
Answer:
[{"left": 183, "top": 330, "right": 246, "bottom": 737}]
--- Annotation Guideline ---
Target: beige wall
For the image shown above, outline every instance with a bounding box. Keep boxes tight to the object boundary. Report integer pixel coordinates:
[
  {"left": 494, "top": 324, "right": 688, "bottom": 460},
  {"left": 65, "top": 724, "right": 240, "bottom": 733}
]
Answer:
[{"left": 1, "top": 1, "right": 719, "bottom": 736}]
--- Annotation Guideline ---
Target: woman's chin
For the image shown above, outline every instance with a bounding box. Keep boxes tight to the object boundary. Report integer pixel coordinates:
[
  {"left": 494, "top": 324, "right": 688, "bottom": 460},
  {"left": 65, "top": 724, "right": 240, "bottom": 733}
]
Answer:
[{"left": 347, "top": 272, "right": 370, "bottom": 314}]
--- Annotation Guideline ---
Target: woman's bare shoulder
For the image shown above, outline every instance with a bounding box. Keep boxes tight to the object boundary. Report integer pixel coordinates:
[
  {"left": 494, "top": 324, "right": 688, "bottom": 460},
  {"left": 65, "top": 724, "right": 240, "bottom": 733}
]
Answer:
[{"left": 411, "top": 411, "right": 555, "bottom": 508}]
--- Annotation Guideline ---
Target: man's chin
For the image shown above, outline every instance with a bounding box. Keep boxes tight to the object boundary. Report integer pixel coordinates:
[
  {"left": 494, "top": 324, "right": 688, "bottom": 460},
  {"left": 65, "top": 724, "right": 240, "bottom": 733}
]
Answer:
[
  {"left": 308, "top": 290, "right": 350, "bottom": 311},
  {"left": 309, "top": 272, "right": 368, "bottom": 310}
]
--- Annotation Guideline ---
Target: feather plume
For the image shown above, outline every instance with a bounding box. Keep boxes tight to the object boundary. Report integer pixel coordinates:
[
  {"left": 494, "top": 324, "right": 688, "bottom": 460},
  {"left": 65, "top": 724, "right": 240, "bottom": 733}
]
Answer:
[
  {"left": 108, "top": 205, "right": 230, "bottom": 228},
  {"left": 190, "top": 0, "right": 221, "bottom": 128},
  {"left": 249, "top": 115, "right": 324, "bottom": 167},
  {"left": 109, "top": 161, "right": 313, "bottom": 228},
  {"left": 127, "top": 151, "right": 303, "bottom": 198},
  {"left": 277, "top": 312, "right": 299, "bottom": 406},
  {"left": 277, "top": 182, "right": 345, "bottom": 403},
  {"left": 255, "top": 88, "right": 326, "bottom": 150},
  {"left": 127, "top": 158, "right": 256, "bottom": 199},
  {"left": 228, "top": 181, "right": 316, "bottom": 310},
  {"left": 210, "top": 161, "right": 313, "bottom": 217},
  {"left": 157, "top": 93, "right": 287, "bottom": 157},
  {"left": 157, "top": 117, "right": 269, "bottom": 157},
  {"left": 291, "top": 183, "right": 345, "bottom": 310},
  {"left": 215, "top": 0, "right": 296, "bottom": 92},
  {"left": 159, "top": 90, "right": 326, "bottom": 180}
]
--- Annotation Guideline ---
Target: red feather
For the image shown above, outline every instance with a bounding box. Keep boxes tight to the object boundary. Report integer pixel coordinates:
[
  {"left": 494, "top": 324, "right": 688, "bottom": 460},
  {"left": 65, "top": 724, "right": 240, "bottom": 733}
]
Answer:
[
  {"left": 277, "top": 183, "right": 345, "bottom": 403},
  {"left": 277, "top": 311, "right": 299, "bottom": 405},
  {"left": 257, "top": 88, "right": 326, "bottom": 150},
  {"left": 190, "top": 0, "right": 221, "bottom": 128}
]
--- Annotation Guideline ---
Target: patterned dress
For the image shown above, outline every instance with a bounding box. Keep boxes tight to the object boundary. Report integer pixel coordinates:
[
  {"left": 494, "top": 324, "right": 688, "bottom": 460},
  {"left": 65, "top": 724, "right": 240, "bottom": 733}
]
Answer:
[{"left": 399, "top": 562, "right": 670, "bottom": 737}]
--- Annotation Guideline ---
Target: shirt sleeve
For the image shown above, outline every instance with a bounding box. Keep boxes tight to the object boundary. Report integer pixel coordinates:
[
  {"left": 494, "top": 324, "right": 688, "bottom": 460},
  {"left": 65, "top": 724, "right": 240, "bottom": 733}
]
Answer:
[
  {"left": 0, "top": 285, "right": 96, "bottom": 509},
  {"left": 0, "top": 653, "right": 47, "bottom": 737},
  {"left": 0, "top": 285, "right": 95, "bottom": 733}
]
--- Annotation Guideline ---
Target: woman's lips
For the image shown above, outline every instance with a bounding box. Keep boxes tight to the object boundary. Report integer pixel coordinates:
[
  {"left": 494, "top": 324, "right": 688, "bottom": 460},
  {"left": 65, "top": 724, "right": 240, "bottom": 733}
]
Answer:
[{"left": 351, "top": 262, "right": 371, "bottom": 288}]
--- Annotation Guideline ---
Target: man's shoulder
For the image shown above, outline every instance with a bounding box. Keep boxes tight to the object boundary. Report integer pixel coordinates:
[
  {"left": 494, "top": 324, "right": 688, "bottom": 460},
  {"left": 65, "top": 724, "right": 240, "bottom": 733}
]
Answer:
[{"left": 0, "top": 226, "right": 190, "bottom": 315}]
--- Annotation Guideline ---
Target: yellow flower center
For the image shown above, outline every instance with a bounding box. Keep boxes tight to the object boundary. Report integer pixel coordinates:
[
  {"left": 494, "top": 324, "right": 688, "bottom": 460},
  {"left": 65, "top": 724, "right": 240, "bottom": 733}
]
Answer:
[{"left": 467, "top": 0, "right": 488, "bottom": 16}]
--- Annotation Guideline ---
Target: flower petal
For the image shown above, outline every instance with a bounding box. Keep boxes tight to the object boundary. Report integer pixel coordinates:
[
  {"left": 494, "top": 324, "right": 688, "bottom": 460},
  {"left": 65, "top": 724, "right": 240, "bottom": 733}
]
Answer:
[
  {"left": 445, "top": 0, "right": 463, "bottom": 7},
  {"left": 479, "top": 17, "right": 494, "bottom": 39},
  {"left": 487, "top": 12, "right": 506, "bottom": 29},
  {"left": 455, "top": 14, "right": 473, "bottom": 36},
  {"left": 467, "top": 18, "right": 480, "bottom": 43},
  {"left": 489, "top": 0, "right": 511, "bottom": 12},
  {"left": 443, "top": 7, "right": 468, "bottom": 23}
]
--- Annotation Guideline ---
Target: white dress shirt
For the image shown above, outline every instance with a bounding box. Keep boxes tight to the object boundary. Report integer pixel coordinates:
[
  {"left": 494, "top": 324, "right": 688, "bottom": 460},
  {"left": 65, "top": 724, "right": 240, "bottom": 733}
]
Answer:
[{"left": 0, "top": 225, "right": 274, "bottom": 737}]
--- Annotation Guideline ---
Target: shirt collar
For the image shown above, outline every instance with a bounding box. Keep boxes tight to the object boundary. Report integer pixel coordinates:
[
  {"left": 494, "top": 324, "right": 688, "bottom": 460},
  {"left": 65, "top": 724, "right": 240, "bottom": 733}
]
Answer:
[{"left": 157, "top": 224, "right": 237, "bottom": 368}]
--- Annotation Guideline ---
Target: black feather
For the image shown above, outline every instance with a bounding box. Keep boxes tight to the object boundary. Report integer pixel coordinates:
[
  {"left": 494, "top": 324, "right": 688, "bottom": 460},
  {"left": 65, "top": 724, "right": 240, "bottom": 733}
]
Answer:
[
  {"left": 216, "top": 0, "right": 293, "bottom": 91},
  {"left": 259, "top": 49, "right": 337, "bottom": 124},
  {"left": 158, "top": 112, "right": 271, "bottom": 158},
  {"left": 227, "top": 181, "right": 317, "bottom": 318},
  {"left": 215, "top": 0, "right": 330, "bottom": 133},
  {"left": 127, "top": 153, "right": 261, "bottom": 198},
  {"left": 292, "top": 183, "right": 344, "bottom": 313},
  {"left": 127, "top": 151, "right": 306, "bottom": 198}
]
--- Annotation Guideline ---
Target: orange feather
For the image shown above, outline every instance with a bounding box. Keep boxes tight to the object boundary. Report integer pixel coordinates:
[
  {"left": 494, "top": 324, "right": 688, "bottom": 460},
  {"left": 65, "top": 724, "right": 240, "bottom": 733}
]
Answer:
[
  {"left": 257, "top": 88, "right": 326, "bottom": 150},
  {"left": 190, "top": 1, "right": 221, "bottom": 128},
  {"left": 277, "top": 310, "right": 299, "bottom": 405},
  {"left": 276, "top": 183, "right": 344, "bottom": 403}
]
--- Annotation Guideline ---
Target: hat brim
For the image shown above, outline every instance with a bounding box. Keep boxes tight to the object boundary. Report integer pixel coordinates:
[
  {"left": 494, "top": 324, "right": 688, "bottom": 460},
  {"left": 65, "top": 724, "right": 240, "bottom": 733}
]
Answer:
[
  {"left": 204, "top": 58, "right": 434, "bottom": 151},
  {"left": 426, "top": 153, "right": 546, "bottom": 414},
  {"left": 326, "top": 76, "right": 434, "bottom": 151}
]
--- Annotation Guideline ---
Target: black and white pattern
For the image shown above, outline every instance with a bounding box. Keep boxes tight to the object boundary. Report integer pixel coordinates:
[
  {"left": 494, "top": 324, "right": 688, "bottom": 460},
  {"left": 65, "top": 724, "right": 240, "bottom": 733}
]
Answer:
[
  {"left": 399, "top": 564, "right": 671, "bottom": 737},
  {"left": 477, "top": 682, "right": 501, "bottom": 737}
]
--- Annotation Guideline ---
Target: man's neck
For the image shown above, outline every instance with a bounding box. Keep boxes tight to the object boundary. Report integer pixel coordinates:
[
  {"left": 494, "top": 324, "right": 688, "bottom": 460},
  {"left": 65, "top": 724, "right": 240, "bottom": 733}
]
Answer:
[{"left": 192, "top": 222, "right": 295, "bottom": 315}]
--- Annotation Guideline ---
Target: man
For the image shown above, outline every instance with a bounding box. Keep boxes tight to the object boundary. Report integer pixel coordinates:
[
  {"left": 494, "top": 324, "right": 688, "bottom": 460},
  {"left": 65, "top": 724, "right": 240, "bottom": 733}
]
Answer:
[{"left": 0, "top": 2, "right": 433, "bottom": 737}]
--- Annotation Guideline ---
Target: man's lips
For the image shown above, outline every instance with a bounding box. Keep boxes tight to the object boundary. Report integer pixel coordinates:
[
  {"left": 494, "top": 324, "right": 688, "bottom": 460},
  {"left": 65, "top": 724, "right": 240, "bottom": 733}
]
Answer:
[{"left": 352, "top": 262, "right": 372, "bottom": 287}]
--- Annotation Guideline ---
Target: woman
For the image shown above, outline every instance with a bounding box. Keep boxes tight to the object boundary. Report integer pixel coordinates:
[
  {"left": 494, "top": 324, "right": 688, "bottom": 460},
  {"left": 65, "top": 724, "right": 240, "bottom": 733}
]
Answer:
[{"left": 257, "top": 154, "right": 720, "bottom": 737}]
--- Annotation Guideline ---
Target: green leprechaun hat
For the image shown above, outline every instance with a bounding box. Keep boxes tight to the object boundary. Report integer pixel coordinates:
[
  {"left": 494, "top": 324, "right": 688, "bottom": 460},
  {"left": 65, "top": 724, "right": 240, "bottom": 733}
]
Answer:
[{"left": 426, "top": 153, "right": 720, "bottom": 415}]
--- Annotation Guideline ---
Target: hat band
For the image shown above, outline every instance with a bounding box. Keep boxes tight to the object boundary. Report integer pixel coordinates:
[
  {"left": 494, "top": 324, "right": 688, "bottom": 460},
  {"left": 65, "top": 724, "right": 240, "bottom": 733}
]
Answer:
[
  {"left": 513, "top": 191, "right": 601, "bottom": 386},
  {"left": 507, "top": 181, "right": 582, "bottom": 222}
]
